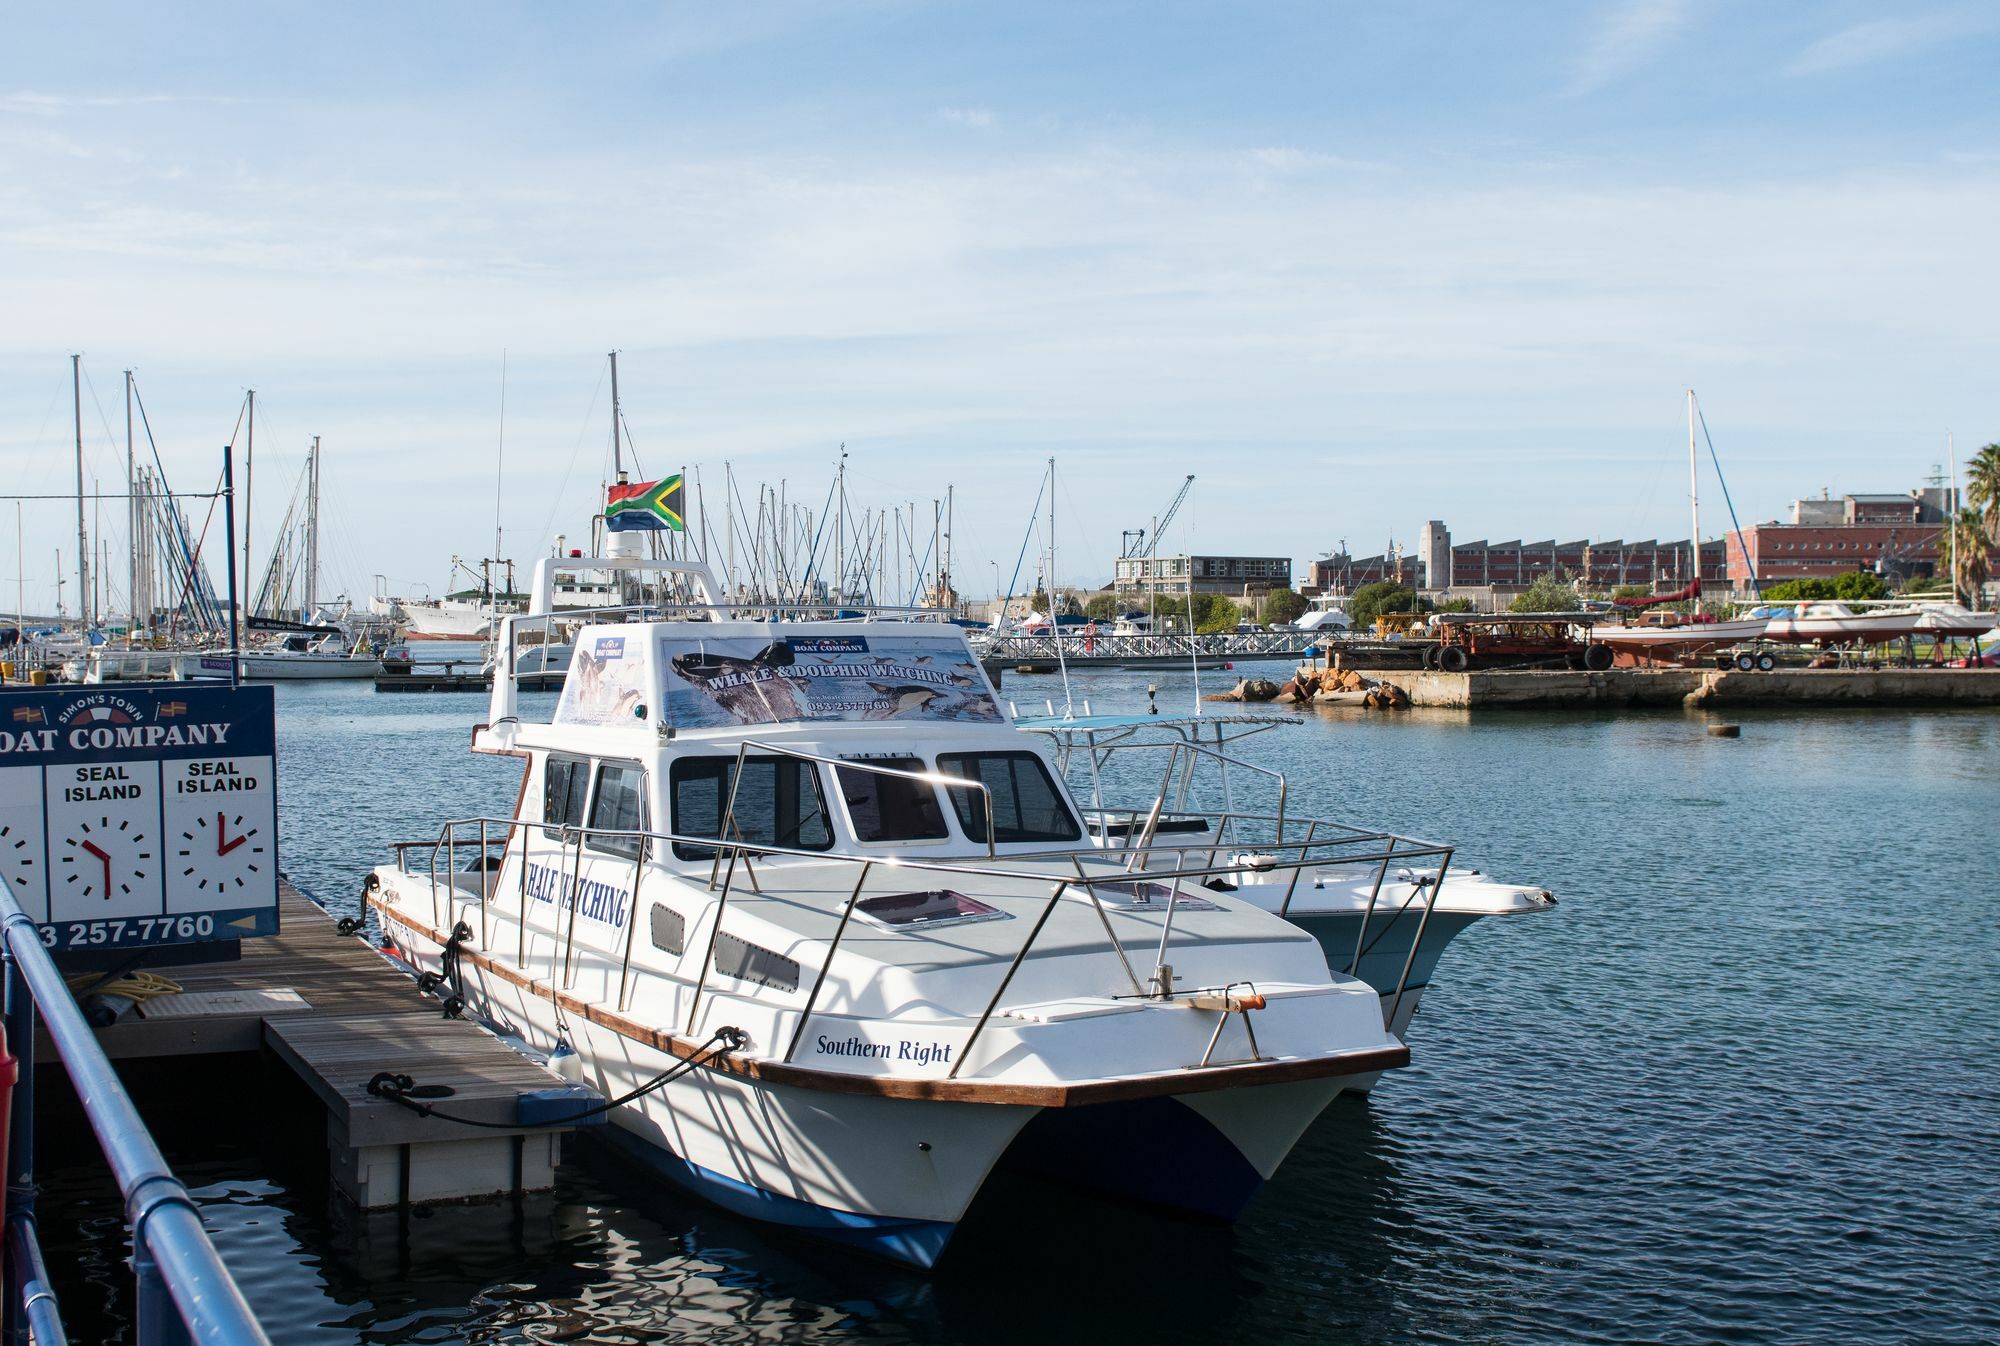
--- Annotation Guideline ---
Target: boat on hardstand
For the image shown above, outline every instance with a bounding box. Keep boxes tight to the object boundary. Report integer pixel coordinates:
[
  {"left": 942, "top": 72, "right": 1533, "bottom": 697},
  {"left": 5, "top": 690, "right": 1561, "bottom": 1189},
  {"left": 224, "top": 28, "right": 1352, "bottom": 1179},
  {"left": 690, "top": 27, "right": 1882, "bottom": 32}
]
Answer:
[
  {"left": 363, "top": 545, "right": 1419, "bottom": 1267},
  {"left": 1019, "top": 712, "right": 1555, "bottom": 1051},
  {"left": 1760, "top": 602, "right": 1926, "bottom": 646}
]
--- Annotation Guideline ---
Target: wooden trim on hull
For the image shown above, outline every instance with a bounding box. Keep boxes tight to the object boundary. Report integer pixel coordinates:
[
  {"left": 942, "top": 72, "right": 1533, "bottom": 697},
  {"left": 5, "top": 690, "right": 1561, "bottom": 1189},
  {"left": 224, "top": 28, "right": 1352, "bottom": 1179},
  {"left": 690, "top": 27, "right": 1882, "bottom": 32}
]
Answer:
[{"left": 369, "top": 895, "right": 1410, "bottom": 1107}]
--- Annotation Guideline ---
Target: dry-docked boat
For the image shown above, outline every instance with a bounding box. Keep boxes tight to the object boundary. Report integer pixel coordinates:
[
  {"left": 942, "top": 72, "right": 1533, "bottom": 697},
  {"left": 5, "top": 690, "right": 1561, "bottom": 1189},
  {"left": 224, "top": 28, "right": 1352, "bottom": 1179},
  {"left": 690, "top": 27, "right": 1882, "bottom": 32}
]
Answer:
[
  {"left": 364, "top": 547, "right": 1419, "bottom": 1267},
  {"left": 1760, "top": 602, "right": 1926, "bottom": 646},
  {"left": 1020, "top": 713, "right": 1555, "bottom": 1049},
  {"left": 1586, "top": 615, "right": 1772, "bottom": 665}
]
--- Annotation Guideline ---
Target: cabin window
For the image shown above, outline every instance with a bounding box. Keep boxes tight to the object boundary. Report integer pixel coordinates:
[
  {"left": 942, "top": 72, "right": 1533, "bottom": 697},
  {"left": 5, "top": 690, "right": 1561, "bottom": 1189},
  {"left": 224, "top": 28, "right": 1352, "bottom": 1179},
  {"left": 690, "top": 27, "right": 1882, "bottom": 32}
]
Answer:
[
  {"left": 936, "top": 752, "right": 1080, "bottom": 843},
  {"left": 836, "top": 757, "right": 948, "bottom": 843},
  {"left": 541, "top": 755, "right": 590, "bottom": 841},
  {"left": 649, "top": 903, "right": 686, "bottom": 955},
  {"left": 711, "top": 933, "right": 800, "bottom": 993},
  {"left": 669, "top": 756, "right": 833, "bottom": 861},
  {"left": 857, "top": 889, "right": 1008, "bottom": 929},
  {"left": 587, "top": 762, "right": 648, "bottom": 859}
]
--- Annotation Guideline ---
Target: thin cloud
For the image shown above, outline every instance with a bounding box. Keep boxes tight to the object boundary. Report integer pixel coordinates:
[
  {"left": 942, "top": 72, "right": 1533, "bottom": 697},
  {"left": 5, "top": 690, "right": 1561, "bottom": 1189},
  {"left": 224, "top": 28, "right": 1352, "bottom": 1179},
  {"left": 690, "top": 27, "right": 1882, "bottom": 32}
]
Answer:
[
  {"left": 1786, "top": 11, "right": 1989, "bottom": 76},
  {"left": 939, "top": 106, "right": 995, "bottom": 129},
  {"left": 0, "top": 91, "right": 248, "bottom": 117},
  {"left": 1568, "top": 0, "right": 1693, "bottom": 95}
]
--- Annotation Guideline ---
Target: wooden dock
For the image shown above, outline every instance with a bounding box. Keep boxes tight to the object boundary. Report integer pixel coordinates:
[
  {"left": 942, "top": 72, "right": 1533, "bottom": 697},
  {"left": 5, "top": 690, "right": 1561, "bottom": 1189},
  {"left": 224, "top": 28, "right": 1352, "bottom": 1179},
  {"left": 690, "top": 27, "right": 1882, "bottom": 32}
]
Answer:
[
  {"left": 376, "top": 660, "right": 563, "bottom": 693},
  {"left": 87, "top": 883, "right": 595, "bottom": 1207}
]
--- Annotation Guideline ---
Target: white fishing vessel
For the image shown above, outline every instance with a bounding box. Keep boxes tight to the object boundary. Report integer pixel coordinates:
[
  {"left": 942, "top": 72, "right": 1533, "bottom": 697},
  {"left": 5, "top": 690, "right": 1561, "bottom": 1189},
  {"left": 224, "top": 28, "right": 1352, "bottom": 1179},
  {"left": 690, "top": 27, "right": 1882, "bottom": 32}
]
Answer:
[
  {"left": 364, "top": 546, "right": 1415, "bottom": 1267},
  {"left": 1021, "top": 713, "right": 1555, "bottom": 1051}
]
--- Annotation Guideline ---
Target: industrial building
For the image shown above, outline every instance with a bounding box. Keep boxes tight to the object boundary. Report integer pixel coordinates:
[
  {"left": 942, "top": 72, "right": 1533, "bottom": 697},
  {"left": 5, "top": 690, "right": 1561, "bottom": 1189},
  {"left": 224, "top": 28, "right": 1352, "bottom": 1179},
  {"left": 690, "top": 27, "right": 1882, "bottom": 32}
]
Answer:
[
  {"left": 1113, "top": 554, "right": 1291, "bottom": 597},
  {"left": 1311, "top": 522, "right": 1723, "bottom": 596},
  {"left": 1725, "top": 486, "right": 1996, "bottom": 585}
]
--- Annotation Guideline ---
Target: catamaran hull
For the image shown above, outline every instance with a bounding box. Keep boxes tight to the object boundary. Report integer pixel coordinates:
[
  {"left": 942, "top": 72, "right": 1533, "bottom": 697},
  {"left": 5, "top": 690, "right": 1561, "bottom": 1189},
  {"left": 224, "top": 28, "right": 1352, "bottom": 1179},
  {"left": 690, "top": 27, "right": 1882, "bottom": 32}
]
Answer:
[
  {"left": 378, "top": 904, "right": 1368, "bottom": 1268},
  {"left": 173, "top": 652, "right": 385, "bottom": 680}
]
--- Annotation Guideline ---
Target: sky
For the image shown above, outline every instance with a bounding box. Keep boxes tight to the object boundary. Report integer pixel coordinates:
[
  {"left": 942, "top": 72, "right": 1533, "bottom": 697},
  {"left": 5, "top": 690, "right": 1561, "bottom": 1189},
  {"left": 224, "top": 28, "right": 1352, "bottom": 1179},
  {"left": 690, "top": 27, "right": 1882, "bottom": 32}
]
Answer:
[{"left": 3, "top": 0, "right": 1998, "bottom": 613}]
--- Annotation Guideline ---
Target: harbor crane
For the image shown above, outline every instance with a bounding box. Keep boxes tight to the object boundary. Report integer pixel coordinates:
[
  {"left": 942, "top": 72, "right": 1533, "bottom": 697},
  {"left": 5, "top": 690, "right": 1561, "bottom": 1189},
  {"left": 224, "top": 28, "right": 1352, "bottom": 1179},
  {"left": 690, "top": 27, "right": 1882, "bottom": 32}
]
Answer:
[{"left": 1121, "top": 474, "right": 1195, "bottom": 558}]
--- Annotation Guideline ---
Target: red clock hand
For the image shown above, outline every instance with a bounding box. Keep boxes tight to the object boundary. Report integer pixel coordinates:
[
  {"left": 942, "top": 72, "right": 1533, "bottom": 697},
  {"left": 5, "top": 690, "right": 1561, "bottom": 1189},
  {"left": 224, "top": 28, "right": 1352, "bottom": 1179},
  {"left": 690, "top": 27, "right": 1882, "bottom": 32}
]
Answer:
[
  {"left": 216, "top": 812, "right": 248, "bottom": 857},
  {"left": 80, "top": 840, "right": 112, "bottom": 896}
]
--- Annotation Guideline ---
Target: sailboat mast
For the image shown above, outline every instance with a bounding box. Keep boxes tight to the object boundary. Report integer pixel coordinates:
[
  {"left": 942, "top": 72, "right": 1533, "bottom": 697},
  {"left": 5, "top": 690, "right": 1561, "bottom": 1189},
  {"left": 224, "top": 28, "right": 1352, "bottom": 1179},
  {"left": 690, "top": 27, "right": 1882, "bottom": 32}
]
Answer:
[
  {"left": 609, "top": 351, "right": 623, "bottom": 482},
  {"left": 242, "top": 389, "right": 255, "bottom": 636},
  {"left": 306, "top": 435, "right": 321, "bottom": 618},
  {"left": 1949, "top": 430, "right": 1958, "bottom": 603},
  {"left": 126, "top": 369, "right": 137, "bottom": 636},
  {"left": 72, "top": 354, "right": 88, "bottom": 629},
  {"left": 1687, "top": 388, "right": 1700, "bottom": 598}
]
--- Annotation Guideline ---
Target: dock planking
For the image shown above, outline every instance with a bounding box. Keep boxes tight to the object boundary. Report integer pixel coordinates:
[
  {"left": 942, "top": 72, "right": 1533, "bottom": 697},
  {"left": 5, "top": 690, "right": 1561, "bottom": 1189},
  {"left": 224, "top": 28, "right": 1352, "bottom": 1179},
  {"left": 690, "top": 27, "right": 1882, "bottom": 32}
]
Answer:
[{"left": 85, "top": 883, "right": 591, "bottom": 1205}]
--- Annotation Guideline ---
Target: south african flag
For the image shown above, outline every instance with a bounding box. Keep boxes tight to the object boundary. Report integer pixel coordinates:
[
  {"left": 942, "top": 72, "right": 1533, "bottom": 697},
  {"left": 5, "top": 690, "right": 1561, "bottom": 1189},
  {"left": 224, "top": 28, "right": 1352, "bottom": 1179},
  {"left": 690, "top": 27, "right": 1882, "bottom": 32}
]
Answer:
[{"left": 606, "top": 475, "right": 685, "bottom": 532}]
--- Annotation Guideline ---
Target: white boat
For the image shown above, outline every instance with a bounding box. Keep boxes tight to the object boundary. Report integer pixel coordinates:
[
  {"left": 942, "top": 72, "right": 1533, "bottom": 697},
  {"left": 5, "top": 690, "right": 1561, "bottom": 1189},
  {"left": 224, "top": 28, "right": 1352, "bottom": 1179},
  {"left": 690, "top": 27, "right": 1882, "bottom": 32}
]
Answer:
[
  {"left": 173, "top": 630, "right": 385, "bottom": 681},
  {"left": 1021, "top": 713, "right": 1554, "bottom": 1054},
  {"left": 1761, "top": 602, "right": 1926, "bottom": 645},
  {"left": 402, "top": 598, "right": 503, "bottom": 641},
  {"left": 1589, "top": 615, "right": 1772, "bottom": 664},
  {"left": 1911, "top": 602, "right": 2000, "bottom": 636},
  {"left": 364, "top": 548, "right": 1412, "bottom": 1267}
]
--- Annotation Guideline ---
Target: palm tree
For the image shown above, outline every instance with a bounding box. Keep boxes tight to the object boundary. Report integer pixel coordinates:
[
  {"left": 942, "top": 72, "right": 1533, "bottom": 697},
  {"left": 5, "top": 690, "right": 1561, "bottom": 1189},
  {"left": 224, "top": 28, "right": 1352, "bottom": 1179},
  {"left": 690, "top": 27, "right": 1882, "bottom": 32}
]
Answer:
[
  {"left": 1967, "top": 444, "right": 2000, "bottom": 541},
  {"left": 1944, "top": 506, "right": 1990, "bottom": 606}
]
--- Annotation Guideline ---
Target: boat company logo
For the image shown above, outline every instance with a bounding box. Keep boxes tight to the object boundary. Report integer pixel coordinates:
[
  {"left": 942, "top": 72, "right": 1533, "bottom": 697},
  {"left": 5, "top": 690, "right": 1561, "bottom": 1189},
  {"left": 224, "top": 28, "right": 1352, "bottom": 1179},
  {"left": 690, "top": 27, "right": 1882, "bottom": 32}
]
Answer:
[{"left": 789, "top": 637, "right": 870, "bottom": 655}]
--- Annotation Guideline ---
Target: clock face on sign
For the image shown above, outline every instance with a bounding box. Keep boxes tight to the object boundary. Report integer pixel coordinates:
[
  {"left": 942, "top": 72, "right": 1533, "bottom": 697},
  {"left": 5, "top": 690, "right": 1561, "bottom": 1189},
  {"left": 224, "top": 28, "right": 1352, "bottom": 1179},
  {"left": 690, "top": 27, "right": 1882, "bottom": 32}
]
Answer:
[
  {"left": 0, "top": 822, "right": 36, "bottom": 898},
  {"left": 175, "top": 810, "right": 266, "bottom": 893},
  {"left": 59, "top": 815, "right": 153, "bottom": 902}
]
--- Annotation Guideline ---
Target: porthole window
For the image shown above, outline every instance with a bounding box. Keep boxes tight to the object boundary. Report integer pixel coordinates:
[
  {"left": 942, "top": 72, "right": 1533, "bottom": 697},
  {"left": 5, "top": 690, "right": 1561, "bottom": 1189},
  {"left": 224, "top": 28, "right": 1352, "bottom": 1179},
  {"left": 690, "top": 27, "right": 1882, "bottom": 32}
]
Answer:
[{"left": 649, "top": 903, "right": 686, "bottom": 955}]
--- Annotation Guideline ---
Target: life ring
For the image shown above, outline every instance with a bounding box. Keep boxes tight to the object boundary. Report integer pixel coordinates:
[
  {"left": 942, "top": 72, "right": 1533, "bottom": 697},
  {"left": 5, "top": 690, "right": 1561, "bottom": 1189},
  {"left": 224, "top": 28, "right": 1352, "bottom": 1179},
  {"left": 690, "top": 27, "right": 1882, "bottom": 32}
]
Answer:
[{"left": 1083, "top": 621, "right": 1098, "bottom": 653}]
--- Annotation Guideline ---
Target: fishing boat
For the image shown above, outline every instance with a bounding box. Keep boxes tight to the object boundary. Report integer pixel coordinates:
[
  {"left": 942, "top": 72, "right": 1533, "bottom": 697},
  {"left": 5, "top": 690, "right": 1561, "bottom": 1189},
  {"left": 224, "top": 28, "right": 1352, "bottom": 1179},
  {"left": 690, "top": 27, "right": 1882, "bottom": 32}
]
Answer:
[
  {"left": 364, "top": 543, "right": 1416, "bottom": 1267},
  {"left": 1020, "top": 712, "right": 1554, "bottom": 1055}
]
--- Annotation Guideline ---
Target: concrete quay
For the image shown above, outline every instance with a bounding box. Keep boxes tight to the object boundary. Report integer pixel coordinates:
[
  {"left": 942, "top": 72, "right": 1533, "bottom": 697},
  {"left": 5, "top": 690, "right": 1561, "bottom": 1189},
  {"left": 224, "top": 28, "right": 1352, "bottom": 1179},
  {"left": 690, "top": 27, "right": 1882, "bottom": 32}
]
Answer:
[{"left": 1388, "top": 667, "right": 2000, "bottom": 709}]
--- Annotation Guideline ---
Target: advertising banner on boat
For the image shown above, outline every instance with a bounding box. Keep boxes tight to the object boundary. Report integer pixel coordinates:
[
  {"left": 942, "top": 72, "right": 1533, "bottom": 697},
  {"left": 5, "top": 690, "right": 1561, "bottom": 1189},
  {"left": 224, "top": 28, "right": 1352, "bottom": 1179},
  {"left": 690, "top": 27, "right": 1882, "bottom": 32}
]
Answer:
[
  {"left": 555, "top": 631, "right": 649, "bottom": 728},
  {"left": 661, "top": 634, "right": 1002, "bottom": 728},
  {"left": 0, "top": 683, "right": 279, "bottom": 951}
]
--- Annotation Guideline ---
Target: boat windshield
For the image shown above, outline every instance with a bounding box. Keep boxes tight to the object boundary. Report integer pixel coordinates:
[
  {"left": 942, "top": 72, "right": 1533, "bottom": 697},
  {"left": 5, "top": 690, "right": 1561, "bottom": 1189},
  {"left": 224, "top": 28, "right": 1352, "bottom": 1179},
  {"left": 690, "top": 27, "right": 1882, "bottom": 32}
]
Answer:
[
  {"left": 935, "top": 751, "right": 1080, "bottom": 844},
  {"left": 836, "top": 757, "right": 949, "bottom": 843},
  {"left": 669, "top": 756, "right": 834, "bottom": 860}
]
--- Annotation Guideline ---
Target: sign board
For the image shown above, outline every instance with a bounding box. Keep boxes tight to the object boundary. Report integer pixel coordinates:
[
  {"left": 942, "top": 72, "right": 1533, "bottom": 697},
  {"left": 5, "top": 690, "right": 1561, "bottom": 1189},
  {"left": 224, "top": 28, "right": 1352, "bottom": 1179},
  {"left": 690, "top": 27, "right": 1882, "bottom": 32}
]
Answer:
[
  {"left": 0, "top": 684, "right": 279, "bottom": 952},
  {"left": 656, "top": 634, "right": 1003, "bottom": 729}
]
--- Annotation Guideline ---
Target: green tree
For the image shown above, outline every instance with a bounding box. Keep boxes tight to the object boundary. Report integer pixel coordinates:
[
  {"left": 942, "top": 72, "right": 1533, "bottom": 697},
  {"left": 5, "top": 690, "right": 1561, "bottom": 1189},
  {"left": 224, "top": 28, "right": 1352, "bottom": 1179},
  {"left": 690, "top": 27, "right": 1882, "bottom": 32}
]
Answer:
[
  {"left": 1832, "top": 570, "right": 1888, "bottom": 601},
  {"left": 1192, "top": 593, "right": 1241, "bottom": 633},
  {"left": 1509, "top": 570, "right": 1579, "bottom": 613},
  {"left": 1610, "top": 584, "right": 1651, "bottom": 603},
  {"left": 1944, "top": 507, "right": 1991, "bottom": 606},
  {"left": 1435, "top": 597, "right": 1475, "bottom": 613},
  {"left": 1348, "top": 581, "right": 1416, "bottom": 630},
  {"left": 1260, "top": 587, "right": 1309, "bottom": 624},
  {"left": 1761, "top": 578, "right": 1838, "bottom": 601},
  {"left": 1967, "top": 444, "right": 2000, "bottom": 539},
  {"left": 1083, "top": 594, "right": 1122, "bottom": 620}
]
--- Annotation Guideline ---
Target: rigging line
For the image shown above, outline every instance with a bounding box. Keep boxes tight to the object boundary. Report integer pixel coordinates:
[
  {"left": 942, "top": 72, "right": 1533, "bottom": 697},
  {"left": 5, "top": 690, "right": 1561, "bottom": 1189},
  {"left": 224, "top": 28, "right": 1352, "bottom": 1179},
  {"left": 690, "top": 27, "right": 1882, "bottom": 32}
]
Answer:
[
  {"left": 1693, "top": 396, "right": 1762, "bottom": 598},
  {"left": 537, "top": 363, "right": 607, "bottom": 554},
  {"left": 1002, "top": 469, "right": 1050, "bottom": 610},
  {"left": 795, "top": 473, "right": 842, "bottom": 597}
]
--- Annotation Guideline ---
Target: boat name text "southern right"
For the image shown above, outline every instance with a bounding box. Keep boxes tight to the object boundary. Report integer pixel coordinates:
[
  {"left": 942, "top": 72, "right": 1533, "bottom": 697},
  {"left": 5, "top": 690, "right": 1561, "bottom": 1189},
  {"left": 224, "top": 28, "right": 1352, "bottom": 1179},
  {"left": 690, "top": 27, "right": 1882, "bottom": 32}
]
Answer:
[
  {"left": 523, "top": 861, "right": 631, "bottom": 929},
  {"left": 815, "top": 1034, "right": 954, "bottom": 1067}
]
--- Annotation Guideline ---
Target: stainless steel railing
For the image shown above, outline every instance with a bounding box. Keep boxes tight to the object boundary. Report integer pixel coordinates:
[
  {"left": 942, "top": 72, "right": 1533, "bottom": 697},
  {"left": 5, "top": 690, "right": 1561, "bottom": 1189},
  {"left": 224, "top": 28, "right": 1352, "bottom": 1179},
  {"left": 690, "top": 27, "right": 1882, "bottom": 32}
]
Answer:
[
  {"left": 0, "top": 887, "right": 273, "bottom": 1346},
  {"left": 387, "top": 805, "right": 1451, "bottom": 1080}
]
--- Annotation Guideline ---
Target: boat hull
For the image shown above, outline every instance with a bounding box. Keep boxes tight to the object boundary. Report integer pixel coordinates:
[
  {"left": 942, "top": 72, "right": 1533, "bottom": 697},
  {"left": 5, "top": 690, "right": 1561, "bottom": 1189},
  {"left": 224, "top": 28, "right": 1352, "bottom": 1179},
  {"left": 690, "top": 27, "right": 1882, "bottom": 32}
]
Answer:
[{"left": 375, "top": 891, "right": 1373, "bottom": 1268}]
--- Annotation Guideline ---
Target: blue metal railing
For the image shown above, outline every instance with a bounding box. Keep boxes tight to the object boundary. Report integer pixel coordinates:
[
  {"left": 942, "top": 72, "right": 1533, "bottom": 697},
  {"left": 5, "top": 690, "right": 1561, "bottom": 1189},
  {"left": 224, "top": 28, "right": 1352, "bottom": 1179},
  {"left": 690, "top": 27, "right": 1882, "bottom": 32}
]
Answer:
[{"left": 0, "top": 888, "right": 272, "bottom": 1346}]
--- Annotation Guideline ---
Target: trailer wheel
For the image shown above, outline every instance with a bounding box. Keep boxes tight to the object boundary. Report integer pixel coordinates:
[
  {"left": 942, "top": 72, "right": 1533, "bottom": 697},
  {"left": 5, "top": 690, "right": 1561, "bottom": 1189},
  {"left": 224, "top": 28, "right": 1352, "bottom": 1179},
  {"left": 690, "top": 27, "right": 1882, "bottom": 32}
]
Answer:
[
  {"left": 1735, "top": 653, "right": 1756, "bottom": 672},
  {"left": 1439, "top": 646, "right": 1470, "bottom": 673},
  {"left": 1583, "top": 643, "right": 1614, "bottom": 671},
  {"left": 1756, "top": 652, "right": 1777, "bottom": 672}
]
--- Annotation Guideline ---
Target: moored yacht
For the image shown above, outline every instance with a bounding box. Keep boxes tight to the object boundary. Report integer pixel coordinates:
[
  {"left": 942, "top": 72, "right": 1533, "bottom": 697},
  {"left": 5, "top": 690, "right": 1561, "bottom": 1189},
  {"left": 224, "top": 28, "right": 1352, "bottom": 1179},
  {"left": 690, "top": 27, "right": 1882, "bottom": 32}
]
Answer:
[
  {"left": 364, "top": 547, "right": 1413, "bottom": 1267},
  {"left": 1020, "top": 712, "right": 1555, "bottom": 1054}
]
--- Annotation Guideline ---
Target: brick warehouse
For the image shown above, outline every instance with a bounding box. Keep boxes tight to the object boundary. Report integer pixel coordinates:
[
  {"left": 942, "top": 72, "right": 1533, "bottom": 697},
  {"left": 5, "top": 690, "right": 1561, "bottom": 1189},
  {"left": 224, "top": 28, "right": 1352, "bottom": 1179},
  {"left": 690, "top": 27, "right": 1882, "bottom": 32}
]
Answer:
[{"left": 1725, "top": 487, "right": 2000, "bottom": 586}]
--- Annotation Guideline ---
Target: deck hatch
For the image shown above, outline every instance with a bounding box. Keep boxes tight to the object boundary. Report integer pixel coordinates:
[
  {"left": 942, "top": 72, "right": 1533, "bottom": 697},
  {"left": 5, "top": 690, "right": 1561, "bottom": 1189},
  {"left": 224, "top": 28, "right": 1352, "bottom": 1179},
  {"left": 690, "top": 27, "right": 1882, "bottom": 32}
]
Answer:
[{"left": 856, "top": 889, "right": 1010, "bottom": 930}]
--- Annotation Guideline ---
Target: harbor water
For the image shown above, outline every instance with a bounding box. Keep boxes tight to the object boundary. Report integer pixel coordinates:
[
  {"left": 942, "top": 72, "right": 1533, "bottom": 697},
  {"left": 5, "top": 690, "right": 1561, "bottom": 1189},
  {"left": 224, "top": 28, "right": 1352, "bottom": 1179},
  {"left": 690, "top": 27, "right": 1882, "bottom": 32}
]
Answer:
[{"left": 33, "top": 662, "right": 2000, "bottom": 1344}]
